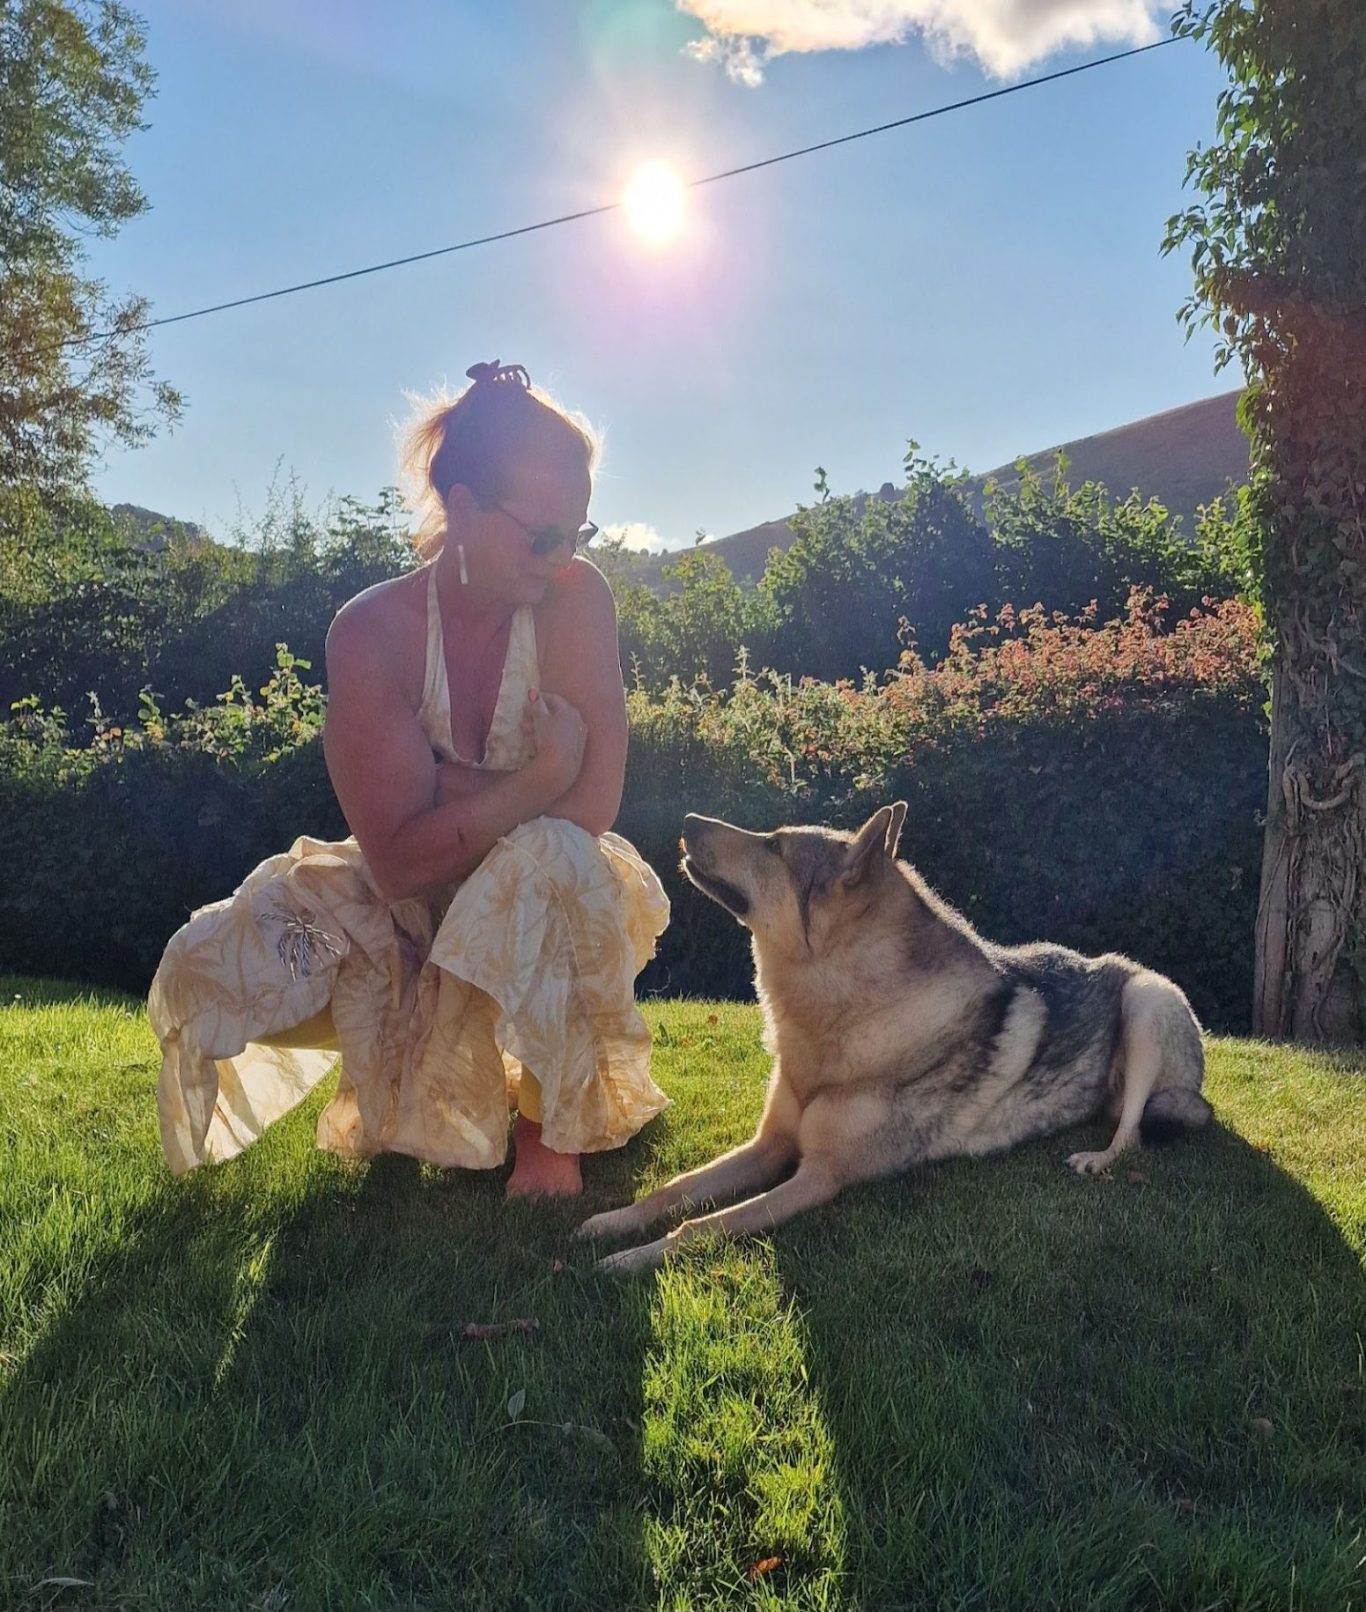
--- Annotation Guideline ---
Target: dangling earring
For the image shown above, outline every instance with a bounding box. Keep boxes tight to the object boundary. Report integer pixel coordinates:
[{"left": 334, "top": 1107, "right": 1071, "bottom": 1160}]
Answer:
[{"left": 456, "top": 542, "right": 469, "bottom": 586}]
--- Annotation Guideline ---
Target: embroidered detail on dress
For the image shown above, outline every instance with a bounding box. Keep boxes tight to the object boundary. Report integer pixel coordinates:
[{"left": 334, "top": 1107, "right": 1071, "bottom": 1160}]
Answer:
[{"left": 266, "top": 903, "right": 344, "bottom": 980}]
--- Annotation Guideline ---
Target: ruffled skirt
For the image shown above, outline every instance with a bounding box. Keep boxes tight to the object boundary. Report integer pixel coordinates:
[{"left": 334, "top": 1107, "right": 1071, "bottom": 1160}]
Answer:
[{"left": 148, "top": 819, "right": 670, "bottom": 1174}]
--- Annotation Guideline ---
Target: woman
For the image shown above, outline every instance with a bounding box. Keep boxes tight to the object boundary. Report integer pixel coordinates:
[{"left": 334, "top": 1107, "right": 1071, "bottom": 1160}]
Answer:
[{"left": 149, "top": 361, "right": 670, "bottom": 1196}]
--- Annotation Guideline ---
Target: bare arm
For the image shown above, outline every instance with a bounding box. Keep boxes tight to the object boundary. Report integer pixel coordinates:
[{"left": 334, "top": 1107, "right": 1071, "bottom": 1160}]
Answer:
[
  {"left": 322, "top": 599, "right": 581, "bottom": 901},
  {"left": 432, "top": 760, "right": 504, "bottom": 806},
  {"left": 536, "top": 559, "right": 628, "bottom": 837}
]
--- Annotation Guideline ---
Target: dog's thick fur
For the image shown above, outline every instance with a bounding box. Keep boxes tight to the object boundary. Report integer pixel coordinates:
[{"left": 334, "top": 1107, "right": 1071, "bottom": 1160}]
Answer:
[{"left": 577, "top": 804, "right": 1209, "bottom": 1274}]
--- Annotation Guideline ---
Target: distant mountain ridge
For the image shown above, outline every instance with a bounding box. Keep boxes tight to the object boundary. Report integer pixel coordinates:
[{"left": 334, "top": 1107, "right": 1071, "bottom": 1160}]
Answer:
[
  {"left": 111, "top": 503, "right": 209, "bottom": 550},
  {"left": 117, "top": 392, "right": 1250, "bottom": 583},
  {"left": 635, "top": 390, "right": 1249, "bottom": 590}
]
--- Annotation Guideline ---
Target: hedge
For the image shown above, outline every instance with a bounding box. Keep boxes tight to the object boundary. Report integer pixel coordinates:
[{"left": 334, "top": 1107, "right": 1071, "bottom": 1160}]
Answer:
[{"left": 0, "top": 598, "right": 1268, "bottom": 1031}]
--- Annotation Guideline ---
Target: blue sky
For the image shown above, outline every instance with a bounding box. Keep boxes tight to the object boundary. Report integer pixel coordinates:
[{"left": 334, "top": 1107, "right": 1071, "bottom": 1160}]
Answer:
[{"left": 85, "top": 1, "right": 1231, "bottom": 550}]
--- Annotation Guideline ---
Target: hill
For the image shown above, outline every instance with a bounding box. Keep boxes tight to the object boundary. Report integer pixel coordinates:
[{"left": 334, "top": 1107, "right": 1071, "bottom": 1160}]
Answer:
[
  {"left": 634, "top": 390, "right": 1249, "bottom": 590},
  {"left": 110, "top": 502, "right": 210, "bottom": 551}
]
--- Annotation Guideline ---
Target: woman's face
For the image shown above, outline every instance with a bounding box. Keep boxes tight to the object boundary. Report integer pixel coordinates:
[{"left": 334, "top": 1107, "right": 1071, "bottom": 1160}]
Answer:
[{"left": 450, "top": 443, "right": 592, "bottom": 607}]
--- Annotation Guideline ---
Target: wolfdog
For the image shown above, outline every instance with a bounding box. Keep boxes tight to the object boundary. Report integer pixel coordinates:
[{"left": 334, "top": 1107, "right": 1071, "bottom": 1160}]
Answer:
[{"left": 577, "top": 804, "right": 1210, "bottom": 1274}]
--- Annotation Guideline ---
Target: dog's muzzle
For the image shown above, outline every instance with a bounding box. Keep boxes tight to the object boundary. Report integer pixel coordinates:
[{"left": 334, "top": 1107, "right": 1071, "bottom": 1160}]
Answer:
[{"left": 680, "top": 814, "right": 752, "bottom": 919}]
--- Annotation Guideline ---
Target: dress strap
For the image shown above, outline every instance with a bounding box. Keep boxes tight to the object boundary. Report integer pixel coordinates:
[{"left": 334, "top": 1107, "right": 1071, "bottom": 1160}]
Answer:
[
  {"left": 416, "top": 563, "right": 457, "bottom": 761},
  {"left": 508, "top": 605, "right": 541, "bottom": 689},
  {"left": 420, "top": 563, "right": 446, "bottom": 715}
]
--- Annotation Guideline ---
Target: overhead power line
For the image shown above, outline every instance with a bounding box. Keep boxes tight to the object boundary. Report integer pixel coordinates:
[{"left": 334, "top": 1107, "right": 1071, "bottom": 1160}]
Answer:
[{"left": 70, "top": 35, "right": 1182, "bottom": 348}]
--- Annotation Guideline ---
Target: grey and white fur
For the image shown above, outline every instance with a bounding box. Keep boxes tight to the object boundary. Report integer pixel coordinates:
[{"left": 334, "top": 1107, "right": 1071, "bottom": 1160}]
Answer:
[{"left": 578, "top": 803, "right": 1210, "bottom": 1275}]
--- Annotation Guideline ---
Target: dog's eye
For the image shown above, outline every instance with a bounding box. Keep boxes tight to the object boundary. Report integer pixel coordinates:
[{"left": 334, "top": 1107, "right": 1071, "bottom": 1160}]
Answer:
[{"left": 766, "top": 836, "right": 782, "bottom": 856}]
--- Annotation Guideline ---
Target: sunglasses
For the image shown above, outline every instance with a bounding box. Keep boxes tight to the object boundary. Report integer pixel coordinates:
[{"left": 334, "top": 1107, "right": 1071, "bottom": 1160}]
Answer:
[{"left": 487, "top": 499, "right": 599, "bottom": 558}]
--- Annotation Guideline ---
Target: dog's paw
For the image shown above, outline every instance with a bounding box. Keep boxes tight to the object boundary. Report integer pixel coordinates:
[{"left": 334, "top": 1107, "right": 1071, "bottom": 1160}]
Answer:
[
  {"left": 1066, "top": 1149, "right": 1114, "bottom": 1177},
  {"left": 574, "top": 1206, "right": 645, "bottom": 1245},
  {"left": 595, "top": 1238, "right": 668, "bottom": 1277}
]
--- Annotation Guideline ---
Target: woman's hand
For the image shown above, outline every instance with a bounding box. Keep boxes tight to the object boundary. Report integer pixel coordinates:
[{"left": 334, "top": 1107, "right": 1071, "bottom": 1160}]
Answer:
[{"left": 524, "top": 689, "right": 587, "bottom": 798}]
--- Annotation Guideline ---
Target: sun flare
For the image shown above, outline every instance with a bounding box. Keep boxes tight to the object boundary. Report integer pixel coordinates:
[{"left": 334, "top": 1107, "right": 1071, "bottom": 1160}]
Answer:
[{"left": 621, "top": 161, "right": 686, "bottom": 246}]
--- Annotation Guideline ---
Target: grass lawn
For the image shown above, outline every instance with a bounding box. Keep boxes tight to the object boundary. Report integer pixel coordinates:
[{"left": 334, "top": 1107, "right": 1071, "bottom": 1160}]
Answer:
[{"left": 2, "top": 975, "right": 1364, "bottom": 1612}]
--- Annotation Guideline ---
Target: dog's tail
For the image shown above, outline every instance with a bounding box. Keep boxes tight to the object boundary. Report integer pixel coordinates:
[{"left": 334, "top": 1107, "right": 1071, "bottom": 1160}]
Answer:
[{"left": 1140, "top": 1086, "right": 1213, "bottom": 1144}]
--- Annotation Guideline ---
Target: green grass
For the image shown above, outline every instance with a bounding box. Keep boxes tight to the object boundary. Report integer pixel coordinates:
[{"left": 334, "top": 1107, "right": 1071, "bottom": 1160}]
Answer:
[{"left": 2, "top": 976, "right": 1363, "bottom": 1612}]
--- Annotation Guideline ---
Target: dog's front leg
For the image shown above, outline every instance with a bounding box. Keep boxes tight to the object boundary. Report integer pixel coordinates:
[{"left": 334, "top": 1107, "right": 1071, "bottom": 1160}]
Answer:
[
  {"left": 575, "top": 1133, "right": 796, "bottom": 1249},
  {"left": 595, "top": 1155, "right": 840, "bottom": 1275}
]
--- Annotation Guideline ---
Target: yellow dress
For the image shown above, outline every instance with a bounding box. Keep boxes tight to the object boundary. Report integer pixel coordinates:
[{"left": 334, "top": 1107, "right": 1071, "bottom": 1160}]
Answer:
[{"left": 148, "top": 565, "right": 670, "bottom": 1174}]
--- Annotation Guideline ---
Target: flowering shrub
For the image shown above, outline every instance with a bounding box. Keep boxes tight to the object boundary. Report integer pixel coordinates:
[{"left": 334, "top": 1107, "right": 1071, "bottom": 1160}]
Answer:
[
  {"left": 3, "top": 603, "right": 1268, "bottom": 1028},
  {"left": 622, "top": 595, "right": 1267, "bottom": 1024},
  {"left": 624, "top": 591, "right": 1264, "bottom": 798},
  {"left": 0, "top": 648, "right": 338, "bottom": 987},
  {"left": 893, "top": 591, "right": 1266, "bottom": 732},
  {"left": 5, "top": 644, "right": 325, "bottom": 774}
]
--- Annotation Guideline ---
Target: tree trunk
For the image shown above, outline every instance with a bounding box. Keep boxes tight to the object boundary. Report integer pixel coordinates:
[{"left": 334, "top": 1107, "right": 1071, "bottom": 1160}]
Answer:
[
  {"left": 1252, "top": 653, "right": 1366, "bottom": 1044},
  {"left": 1252, "top": 660, "right": 1291, "bottom": 1036}
]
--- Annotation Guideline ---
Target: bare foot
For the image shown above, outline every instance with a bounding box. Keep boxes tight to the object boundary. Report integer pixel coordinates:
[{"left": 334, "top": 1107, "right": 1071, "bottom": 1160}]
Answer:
[{"left": 505, "top": 1114, "right": 583, "bottom": 1198}]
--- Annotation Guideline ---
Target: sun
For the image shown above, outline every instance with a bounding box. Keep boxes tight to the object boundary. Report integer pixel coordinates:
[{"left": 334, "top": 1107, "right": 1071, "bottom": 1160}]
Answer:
[{"left": 621, "top": 161, "right": 686, "bottom": 246}]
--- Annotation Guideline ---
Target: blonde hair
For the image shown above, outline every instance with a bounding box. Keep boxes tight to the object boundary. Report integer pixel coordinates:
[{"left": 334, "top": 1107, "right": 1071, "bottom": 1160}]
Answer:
[{"left": 400, "top": 362, "right": 600, "bottom": 560}]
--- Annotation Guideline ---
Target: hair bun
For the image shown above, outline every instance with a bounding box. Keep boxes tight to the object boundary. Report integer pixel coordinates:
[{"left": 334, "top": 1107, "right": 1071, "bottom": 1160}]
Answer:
[{"left": 465, "top": 360, "right": 531, "bottom": 389}]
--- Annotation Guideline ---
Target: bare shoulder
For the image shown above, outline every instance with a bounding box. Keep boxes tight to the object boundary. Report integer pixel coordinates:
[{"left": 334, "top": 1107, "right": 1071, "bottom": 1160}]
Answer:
[
  {"left": 326, "top": 567, "right": 427, "bottom": 688},
  {"left": 537, "top": 556, "right": 618, "bottom": 645}
]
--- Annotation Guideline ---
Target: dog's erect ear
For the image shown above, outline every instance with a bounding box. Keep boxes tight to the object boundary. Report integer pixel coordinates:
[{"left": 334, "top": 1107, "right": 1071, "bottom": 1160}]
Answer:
[
  {"left": 842, "top": 803, "right": 906, "bottom": 886},
  {"left": 885, "top": 801, "right": 907, "bottom": 860}
]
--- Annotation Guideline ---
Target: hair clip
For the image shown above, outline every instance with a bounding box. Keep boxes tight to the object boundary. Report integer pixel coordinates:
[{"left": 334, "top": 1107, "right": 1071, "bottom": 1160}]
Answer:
[{"left": 465, "top": 360, "right": 531, "bottom": 389}]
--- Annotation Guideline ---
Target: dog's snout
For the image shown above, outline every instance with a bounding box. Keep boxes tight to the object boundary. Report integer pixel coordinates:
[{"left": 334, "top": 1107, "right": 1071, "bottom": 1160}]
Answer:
[{"left": 681, "top": 814, "right": 713, "bottom": 852}]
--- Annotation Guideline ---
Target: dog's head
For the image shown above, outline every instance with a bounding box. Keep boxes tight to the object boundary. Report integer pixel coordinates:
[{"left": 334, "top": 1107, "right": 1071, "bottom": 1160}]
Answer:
[{"left": 681, "top": 803, "right": 908, "bottom": 960}]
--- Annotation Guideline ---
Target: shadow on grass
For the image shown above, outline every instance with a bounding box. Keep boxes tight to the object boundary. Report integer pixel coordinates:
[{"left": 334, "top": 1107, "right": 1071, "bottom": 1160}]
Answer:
[
  {"left": 769, "top": 1117, "right": 1366, "bottom": 1611},
  {"left": 0, "top": 1094, "right": 678, "bottom": 1612}
]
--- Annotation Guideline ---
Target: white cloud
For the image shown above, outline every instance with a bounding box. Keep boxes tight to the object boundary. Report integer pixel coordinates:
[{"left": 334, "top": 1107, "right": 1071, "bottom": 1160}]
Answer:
[
  {"left": 601, "top": 520, "right": 674, "bottom": 553},
  {"left": 677, "top": 0, "right": 1166, "bottom": 81},
  {"left": 684, "top": 33, "right": 766, "bottom": 87}
]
